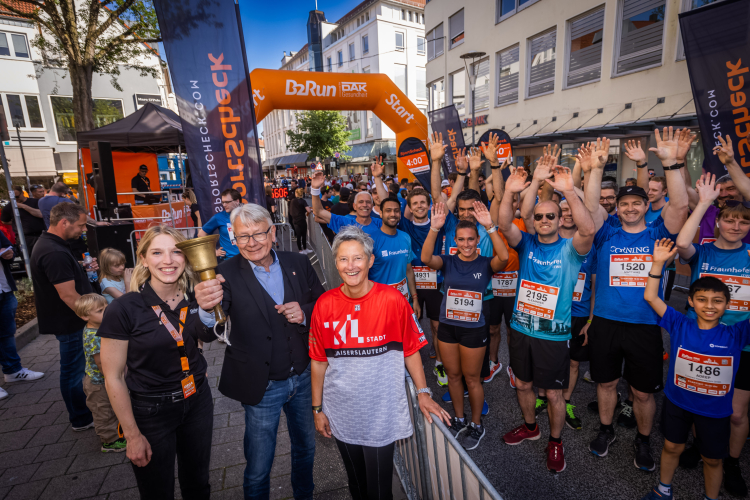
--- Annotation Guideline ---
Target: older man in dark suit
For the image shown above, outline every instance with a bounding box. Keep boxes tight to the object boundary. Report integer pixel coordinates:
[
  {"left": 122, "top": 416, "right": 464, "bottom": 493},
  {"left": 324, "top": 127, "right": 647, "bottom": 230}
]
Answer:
[{"left": 195, "top": 203, "right": 324, "bottom": 500}]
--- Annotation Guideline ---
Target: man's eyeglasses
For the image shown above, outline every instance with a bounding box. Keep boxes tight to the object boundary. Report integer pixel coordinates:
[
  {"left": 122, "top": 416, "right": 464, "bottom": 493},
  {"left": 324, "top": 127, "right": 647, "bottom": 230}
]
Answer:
[
  {"left": 534, "top": 213, "right": 557, "bottom": 221},
  {"left": 600, "top": 196, "right": 616, "bottom": 202},
  {"left": 236, "top": 227, "right": 272, "bottom": 244},
  {"left": 724, "top": 200, "right": 750, "bottom": 209}
]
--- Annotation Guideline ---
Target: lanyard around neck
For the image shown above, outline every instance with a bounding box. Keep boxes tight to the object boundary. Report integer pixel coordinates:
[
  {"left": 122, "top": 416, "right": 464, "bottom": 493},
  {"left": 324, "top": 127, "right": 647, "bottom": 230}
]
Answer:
[{"left": 152, "top": 305, "right": 189, "bottom": 374}]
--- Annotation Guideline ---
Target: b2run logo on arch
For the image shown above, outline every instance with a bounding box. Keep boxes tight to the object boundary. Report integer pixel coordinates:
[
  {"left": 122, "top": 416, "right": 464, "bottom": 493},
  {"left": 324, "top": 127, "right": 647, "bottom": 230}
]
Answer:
[{"left": 284, "top": 79, "right": 369, "bottom": 98}]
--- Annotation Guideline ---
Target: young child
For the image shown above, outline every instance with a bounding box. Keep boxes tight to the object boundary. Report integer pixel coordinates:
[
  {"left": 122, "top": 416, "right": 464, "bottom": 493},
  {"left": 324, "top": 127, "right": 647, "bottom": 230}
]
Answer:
[
  {"left": 98, "top": 248, "right": 132, "bottom": 303},
  {"left": 75, "top": 294, "right": 126, "bottom": 452},
  {"left": 642, "top": 239, "right": 750, "bottom": 500}
]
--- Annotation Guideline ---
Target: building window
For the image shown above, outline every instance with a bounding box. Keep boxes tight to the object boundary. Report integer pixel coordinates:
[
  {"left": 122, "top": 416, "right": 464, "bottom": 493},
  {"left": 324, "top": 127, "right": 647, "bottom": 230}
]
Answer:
[
  {"left": 362, "top": 35, "right": 369, "bottom": 54},
  {"left": 327, "top": 56, "right": 332, "bottom": 71},
  {"left": 366, "top": 110, "right": 374, "bottom": 138},
  {"left": 366, "top": 11, "right": 369, "bottom": 21},
  {"left": 527, "top": 28, "right": 556, "bottom": 98},
  {"left": 417, "top": 68, "right": 427, "bottom": 99},
  {"left": 395, "top": 64, "right": 407, "bottom": 95},
  {"left": 450, "top": 69, "right": 465, "bottom": 114},
  {"left": 402, "top": 9, "right": 406, "bottom": 20},
  {"left": 566, "top": 8, "right": 604, "bottom": 88},
  {"left": 349, "top": 43, "right": 355, "bottom": 61},
  {"left": 497, "top": 0, "right": 540, "bottom": 22},
  {"left": 409, "top": 11, "right": 413, "bottom": 22},
  {"left": 337, "top": 50, "right": 343, "bottom": 66},
  {"left": 2, "top": 94, "right": 43, "bottom": 129},
  {"left": 357, "top": 19, "right": 360, "bottom": 27},
  {"left": 614, "top": 0, "right": 666, "bottom": 76},
  {"left": 0, "top": 31, "right": 29, "bottom": 58},
  {"left": 417, "top": 37, "right": 426, "bottom": 55},
  {"left": 429, "top": 80, "right": 445, "bottom": 111},
  {"left": 449, "top": 9, "right": 464, "bottom": 49},
  {"left": 395, "top": 32, "right": 404, "bottom": 51},
  {"left": 50, "top": 96, "right": 123, "bottom": 142},
  {"left": 363, "top": 66, "right": 371, "bottom": 73},
  {"left": 497, "top": 45, "right": 520, "bottom": 106},
  {"left": 427, "top": 24, "right": 444, "bottom": 61},
  {"left": 677, "top": 0, "right": 724, "bottom": 60},
  {"left": 472, "top": 58, "right": 490, "bottom": 110}
]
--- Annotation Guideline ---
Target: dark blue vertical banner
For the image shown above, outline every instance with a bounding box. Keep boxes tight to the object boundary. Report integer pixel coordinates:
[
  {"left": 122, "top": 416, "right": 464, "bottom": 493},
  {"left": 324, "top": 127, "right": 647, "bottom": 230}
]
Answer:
[
  {"left": 428, "top": 105, "right": 466, "bottom": 177},
  {"left": 153, "top": 0, "right": 265, "bottom": 217},
  {"left": 679, "top": 0, "right": 750, "bottom": 177},
  {"left": 397, "top": 137, "right": 433, "bottom": 195}
]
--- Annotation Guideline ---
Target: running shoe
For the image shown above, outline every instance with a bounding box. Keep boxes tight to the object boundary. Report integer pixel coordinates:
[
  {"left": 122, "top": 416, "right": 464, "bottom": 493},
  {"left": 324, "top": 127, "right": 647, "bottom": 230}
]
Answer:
[
  {"left": 433, "top": 364, "right": 448, "bottom": 387},
  {"left": 507, "top": 365, "right": 517, "bottom": 389},
  {"left": 482, "top": 400, "right": 489, "bottom": 416},
  {"left": 461, "top": 422, "right": 485, "bottom": 450},
  {"left": 448, "top": 417, "right": 467, "bottom": 438},
  {"left": 101, "top": 438, "right": 127, "bottom": 453},
  {"left": 441, "top": 390, "right": 468, "bottom": 403},
  {"left": 634, "top": 436, "right": 656, "bottom": 472},
  {"left": 534, "top": 398, "right": 548, "bottom": 416},
  {"left": 72, "top": 421, "right": 95, "bottom": 432},
  {"left": 0, "top": 387, "right": 7, "bottom": 400},
  {"left": 483, "top": 360, "right": 502, "bottom": 383},
  {"left": 4, "top": 367, "right": 44, "bottom": 383},
  {"left": 546, "top": 441, "right": 566, "bottom": 473},
  {"left": 589, "top": 429, "right": 616, "bottom": 457},
  {"left": 724, "top": 460, "right": 749, "bottom": 497},
  {"left": 503, "top": 423, "right": 541, "bottom": 445},
  {"left": 618, "top": 400, "right": 637, "bottom": 429},
  {"left": 565, "top": 403, "right": 582, "bottom": 430},
  {"left": 639, "top": 487, "right": 673, "bottom": 500},
  {"left": 678, "top": 444, "right": 702, "bottom": 469},
  {"left": 582, "top": 370, "right": 594, "bottom": 383}
]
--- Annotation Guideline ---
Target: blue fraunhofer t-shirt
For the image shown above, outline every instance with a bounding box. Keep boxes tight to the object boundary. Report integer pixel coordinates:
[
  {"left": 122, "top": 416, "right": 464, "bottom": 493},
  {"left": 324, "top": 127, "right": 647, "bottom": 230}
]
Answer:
[
  {"left": 571, "top": 251, "right": 596, "bottom": 318},
  {"left": 399, "top": 217, "right": 443, "bottom": 284},
  {"left": 592, "top": 221, "right": 675, "bottom": 324},
  {"left": 201, "top": 211, "right": 239, "bottom": 259},
  {"left": 328, "top": 213, "right": 382, "bottom": 237},
  {"left": 511, "top": 232, "right": 587, "bottom": 341},
  {"left": 659, "top": 306, "right": 750, "bottom": 418},
  {"left": 439, "top": 254, "right": 493, "bottom": 328}
]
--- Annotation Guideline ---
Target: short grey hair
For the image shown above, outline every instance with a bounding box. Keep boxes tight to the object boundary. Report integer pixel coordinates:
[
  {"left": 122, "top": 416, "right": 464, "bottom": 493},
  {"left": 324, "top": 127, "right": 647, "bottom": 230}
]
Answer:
[
  {"left": 717, "top": 174, "right": 734, "bottom": 186},
  {"left": 353, "top": 191, "right": 373, "bottom": 203},
  {"left": 231, "top": 203, "right": 273, "bottom": 229},
  {"left": 332, "top": 225, "right": 374, "bottom": 260},
  {"left": 601, "top": 180, "right": 619, "bottom": 194}
]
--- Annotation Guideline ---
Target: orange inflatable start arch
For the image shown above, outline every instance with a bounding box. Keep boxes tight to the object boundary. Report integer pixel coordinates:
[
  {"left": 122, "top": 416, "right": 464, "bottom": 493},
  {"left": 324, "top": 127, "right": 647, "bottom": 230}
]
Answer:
[{"left": 250, "top": 69, "right": 429, "bottom": 181}]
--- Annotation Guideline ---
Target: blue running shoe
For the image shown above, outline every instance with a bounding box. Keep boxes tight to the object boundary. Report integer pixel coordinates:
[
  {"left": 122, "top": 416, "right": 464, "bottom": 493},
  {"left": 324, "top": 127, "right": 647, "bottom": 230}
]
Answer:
[
  {"left": 442, "top": 390, "right": 469, "bottom": 403},
  {"left": 482, "top": 400, "right": 489, "bottom": 416},
  {"left": 639, "top": 487, "right": 672, "bottom": 500}
]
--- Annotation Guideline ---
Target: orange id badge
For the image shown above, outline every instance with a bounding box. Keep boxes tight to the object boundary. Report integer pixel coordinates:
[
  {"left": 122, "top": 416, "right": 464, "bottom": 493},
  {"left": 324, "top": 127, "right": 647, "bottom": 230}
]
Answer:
[{"left": 181, "top": 375, "right": 196, "bottom": 399}]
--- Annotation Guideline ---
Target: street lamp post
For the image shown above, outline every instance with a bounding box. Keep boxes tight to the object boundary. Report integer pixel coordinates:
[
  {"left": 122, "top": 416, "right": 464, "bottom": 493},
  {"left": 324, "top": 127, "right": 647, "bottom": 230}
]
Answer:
[{"left": 460, "top": 51, "right": 486, "bottom": 148}]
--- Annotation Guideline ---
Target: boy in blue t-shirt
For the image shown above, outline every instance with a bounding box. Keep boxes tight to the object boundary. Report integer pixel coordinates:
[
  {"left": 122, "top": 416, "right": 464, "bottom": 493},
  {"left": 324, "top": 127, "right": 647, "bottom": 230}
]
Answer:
[{"left": 643, "top": 239, "right": 750, "bottom": 500}]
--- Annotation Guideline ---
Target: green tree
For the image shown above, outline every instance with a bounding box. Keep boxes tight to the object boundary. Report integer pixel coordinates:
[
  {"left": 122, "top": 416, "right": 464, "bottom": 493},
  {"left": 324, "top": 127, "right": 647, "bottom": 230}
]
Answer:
[
  {"left": 0, "top": 0, "right": 162, "bottom": 135},
  {"left": 286, "top": 110, "right": 352, "bottom": 163}
]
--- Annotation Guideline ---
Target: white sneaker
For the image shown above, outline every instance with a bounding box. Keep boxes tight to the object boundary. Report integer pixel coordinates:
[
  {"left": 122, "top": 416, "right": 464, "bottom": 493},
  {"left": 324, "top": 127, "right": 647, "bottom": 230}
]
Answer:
[
  {"left": 4, "top": 368, "right": 44, "bottom": 383},
  {"left": 0, "top": 386, "right": 7, "bottom": 400},
  {"left": 583, "top": 370, "right": 594, "bottom": 383}
]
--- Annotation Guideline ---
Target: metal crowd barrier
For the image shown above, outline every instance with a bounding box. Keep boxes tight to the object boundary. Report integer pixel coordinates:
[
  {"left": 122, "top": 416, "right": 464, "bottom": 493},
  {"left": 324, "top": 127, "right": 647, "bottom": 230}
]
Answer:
[
  {"left": 276, "top": 197, "right": 290, "bottom": 224},
  {"left": 273, "top": 223, "right": 294, "bottom": 253},
  {"left": 397, "top": 376, "right": 503, "bottom": 500}
]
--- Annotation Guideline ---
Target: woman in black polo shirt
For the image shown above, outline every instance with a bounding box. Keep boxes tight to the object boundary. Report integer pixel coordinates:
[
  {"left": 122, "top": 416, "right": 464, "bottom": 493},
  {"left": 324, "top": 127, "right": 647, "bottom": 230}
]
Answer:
[{"left": 99, "top": 225, "right": 213, "bottom": 499}]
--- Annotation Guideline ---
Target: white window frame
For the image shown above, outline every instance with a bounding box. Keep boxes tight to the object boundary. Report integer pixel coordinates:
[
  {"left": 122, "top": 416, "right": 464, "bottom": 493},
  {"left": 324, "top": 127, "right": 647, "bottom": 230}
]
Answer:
[
  {"left": 495, "top": 44, "right": 520, "bottom": 108},
  {"left": 496, "top": 0, "right": 543, "bottom": 24},
  {"left": 471, "top": 57, "right": 491, "bottom": 112},
  {"left": 427, "top": 24, "right": 444, "bottom": 61},
  {"left": 611, "top": 0, "right": 669, "bottom": 78},
  {"left": 526, "top": 28, "right": 557, "bottom": 100},
  {"left": 349, "top": 43, "right": 355, "bottom": 61},
  {"left": 1, "top": 93, "right": 46, "bottom": 131},
  {"left": 48, "top": 95, "right": 124, "bottom": 144},
  {"left": 395, "top": 31, "right": 405, "bottom": 51},
  {"left": 337, "top": 50, "right": 343, "bottom": 67},
  {"left": 327, "top": 56, "right": 332, "bottom": 71},
  {"left": 362, "top": 35, "right": 369, "bottom": 54},
  {"left": 563, "top": 6, "right": 605, "bottom": 90},
  {"left": 448, "top": 9, "right": 464, "bottom": 50},
  {"left": 417, "top": 36, "right": 426, "bottom": 55},
  {"left": 416, "top": 67, "right": 427, "bottom": 100},
  {"left": 449, "top": 68, "right": 466, "bottom": 115},
  {"left": 675, "top": 0, "right": 725, "bottom": 61},
  {"left": 428, "top": 78, "right": 445, "bottom": 112},
  {"left": 0, "top": 30, "right": 30, "bottom": 60}
]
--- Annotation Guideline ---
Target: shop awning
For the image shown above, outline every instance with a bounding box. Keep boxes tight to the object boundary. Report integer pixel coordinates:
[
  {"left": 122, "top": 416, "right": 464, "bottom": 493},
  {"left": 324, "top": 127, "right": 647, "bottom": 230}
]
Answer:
[
  {"left": 346, "top": 141, "right": 397, "bottom": 163},
  {"left": 276, "top": 153, "right": 308, "bottom": 166}
]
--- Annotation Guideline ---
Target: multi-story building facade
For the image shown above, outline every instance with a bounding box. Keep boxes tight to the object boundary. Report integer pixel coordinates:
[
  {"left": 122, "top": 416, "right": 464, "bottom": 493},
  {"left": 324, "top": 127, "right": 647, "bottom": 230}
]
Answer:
[
  {"left": 0, "top": 4, "right": 173, "bottom": 183},
  {"left": 262, "top": 0, "right": 428, "bottom": 177},
  {"left": 425, "top": 0, "right": 719, "bottom": 185}
]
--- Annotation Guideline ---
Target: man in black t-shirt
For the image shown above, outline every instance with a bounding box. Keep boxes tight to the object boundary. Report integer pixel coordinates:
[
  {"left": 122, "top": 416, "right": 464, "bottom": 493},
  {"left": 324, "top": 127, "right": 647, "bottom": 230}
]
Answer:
[
  {"left": 30, "top": 202, "right": 96, "bottom": 430},
  {"left": 329, "top": 186, "right": 352, "bottom": 216},
  {"left": 131, "top": 165, "right": 152, "bottom": 204},
  {"left": 1, "top": 186, "right": 46, "bottom": 254}
]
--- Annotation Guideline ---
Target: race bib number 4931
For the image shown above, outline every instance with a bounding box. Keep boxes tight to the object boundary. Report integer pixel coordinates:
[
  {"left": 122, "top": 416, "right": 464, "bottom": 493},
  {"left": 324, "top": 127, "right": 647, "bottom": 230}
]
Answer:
[
  {"left": 609, "top": 254, "right": 652, "bottom": 287},
  {"left": 413, "top": 266, "right": 437, "bottom": 290},
  {"left": 674, "top": 347, "right": 733, "bottom": 396},
  {"left": 516, "top": 280, "right": 559, "bottom": 320}
]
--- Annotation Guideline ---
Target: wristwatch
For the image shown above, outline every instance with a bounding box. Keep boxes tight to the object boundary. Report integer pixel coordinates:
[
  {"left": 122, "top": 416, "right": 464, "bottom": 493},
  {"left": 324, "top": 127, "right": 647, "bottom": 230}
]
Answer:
[
  {"left": 637, "top": 162, "right": 648, "bottom": 169},
  {"left": 416, "top": 387, "right": 432, "bottom": 398},
  {"left": 312, "top": 405, "right": 323, "bottom": 414}
]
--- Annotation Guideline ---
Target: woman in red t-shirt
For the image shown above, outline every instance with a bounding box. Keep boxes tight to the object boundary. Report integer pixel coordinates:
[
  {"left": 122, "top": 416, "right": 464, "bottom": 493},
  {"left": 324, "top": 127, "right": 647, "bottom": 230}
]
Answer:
[{"left": 310, "top": 225, "right": 449, "bottom": 500}]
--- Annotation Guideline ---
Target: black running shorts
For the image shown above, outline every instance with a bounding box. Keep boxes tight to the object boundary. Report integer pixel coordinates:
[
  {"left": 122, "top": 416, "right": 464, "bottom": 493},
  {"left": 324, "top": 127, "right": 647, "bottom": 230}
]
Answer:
[
  {"left": 508, "top": 327, "right": 570, "bottom": 390},
  {"left": 416, "top": 288, "right": 443, "bottom": 322},
  {"left": 569, "top": 316, "right": 590, "bottom": 363},
  {"left": 588, "top": 316, "right": 664, "bottom": 393},
  {"left": 661, "top": 397, "right": 729, "bottom": 459},
  {"left": 734, "top": 351, "right": 750, "bottom": 392},
  {"left": 483, "top": 296, "right": 514, "bottom": 329},
  {"left": 438, "top": 322, "right": 488, "bottom": 349}
]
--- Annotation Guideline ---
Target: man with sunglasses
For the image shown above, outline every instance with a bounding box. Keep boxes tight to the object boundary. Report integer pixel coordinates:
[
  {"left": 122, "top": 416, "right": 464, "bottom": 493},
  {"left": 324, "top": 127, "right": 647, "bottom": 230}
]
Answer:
[
  {"left": 131, "top": 165, "right": 153, "bottom": 205},
  {"left": 198, "top": 188, "right": 242, "bottom": 261},
  {"left": 30, "top": 184, "right": 45, "bottom": 199},
  {"left": 584, "top": 130, "right": 689, "bottom": 472},
  {"left": 498, "top": 161, "right": 594, "bottom": 473}
]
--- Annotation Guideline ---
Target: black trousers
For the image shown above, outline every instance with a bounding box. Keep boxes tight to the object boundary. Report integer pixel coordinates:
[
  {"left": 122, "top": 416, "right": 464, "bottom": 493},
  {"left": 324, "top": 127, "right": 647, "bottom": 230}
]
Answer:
[
  {"left": 130, "top": 380, "right": 214, "bottom": 500},
  {"left": 294, "top": 219, "right": 307, "bottom": 251},
  {"left": 335, "top": 439, "right": 395, "bottom": 500}
]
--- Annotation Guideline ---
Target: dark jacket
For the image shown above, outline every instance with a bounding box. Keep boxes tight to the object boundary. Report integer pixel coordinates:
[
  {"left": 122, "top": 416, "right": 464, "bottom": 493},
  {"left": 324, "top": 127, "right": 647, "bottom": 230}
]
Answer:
[
  {"left": 0, "top": 231, "right": 16, "bottom": 292},
  {"left": 193, "top": 250, "right": 325, "bottom": 405}
]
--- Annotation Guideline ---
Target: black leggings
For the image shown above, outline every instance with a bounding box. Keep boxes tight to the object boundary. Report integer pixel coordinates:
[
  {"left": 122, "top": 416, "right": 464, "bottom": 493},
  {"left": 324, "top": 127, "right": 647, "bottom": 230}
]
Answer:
[
  {"left": 294, "top": 219, "right": 307, "bottom": 250},
  {"left": 335, "top": 439, "right": 395, "bottom": 500}
]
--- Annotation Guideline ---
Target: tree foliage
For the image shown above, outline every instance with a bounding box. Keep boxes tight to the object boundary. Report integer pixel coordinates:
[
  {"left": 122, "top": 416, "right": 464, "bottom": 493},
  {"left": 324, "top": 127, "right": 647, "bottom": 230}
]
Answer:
[{"left": 286, "top": 110, "right": 352, "bottom": 162}]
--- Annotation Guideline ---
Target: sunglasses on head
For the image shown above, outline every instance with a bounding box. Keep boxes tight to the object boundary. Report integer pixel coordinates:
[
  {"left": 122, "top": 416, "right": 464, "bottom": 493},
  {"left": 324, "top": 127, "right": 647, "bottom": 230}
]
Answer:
[
  {"left": 30, "top": 184, "right": 42, "bottom": 189},
  {"left": 724, "top": 200, "right": 750, "bottom": 209},
  {"left": 534, "top": 213, "right": 557, "bottom": 221}
]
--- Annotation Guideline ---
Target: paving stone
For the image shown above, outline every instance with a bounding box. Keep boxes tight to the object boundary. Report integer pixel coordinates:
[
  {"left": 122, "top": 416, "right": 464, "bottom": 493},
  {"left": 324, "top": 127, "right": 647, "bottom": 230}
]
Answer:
[
  {"left": 228, "top": 412, "right": 245, "bottom": 427},
  {"left": 27, "top": 361, "right": 57, "bottom": 373},
  {"left": 207, "top": 377, "right": 219, "bottom": 389},
  {"left": 0, "top": 463, "right": 40, "bottom": 486},
  {"left": 2, "top": 384, "right": 36, "bottom": 396},
  {"left": 222, "top": 464, "right": 244, "bottom": 489},
  {"left": 67, "top": 451, "right": 126, "bottom": 474},
  {"left": 30, "top": 457, "right": 75, "bottom": 481},
  {"left": 53, "top": 412, "right": 70, "bottom": 425},
  {"left": 212, "top": 426, "right": 245, "bottom": 445},
  {"left": 214, "top": 414, "right": 229, "bottom": 429},
  {"left": 66, "top": 436, "right": 104, "bottom": 457},
  {"left": 270, "top": 454, "right": 291, "bottom": 479},
  {"left": 0, "top": 428, "right": 37, "bottom": 451},
  {"left": 4, "top": 479, "right": 49, "bottom": 500},
  {"left": 44, "top": 400, "right": 68, "bottom": 414},
  {"left": 106, "top": 488, "right": 139, "bottom": 500},
  {"left": 26, "top": 423, "right": 69, "bottom": 448},
  {"left": 37, "top": 391, "right": 63, "bottom": 404},
  {"left": 312, "top": 488, "right": 352, "bottom": 500},
  {"left": 211, "top": 486, "right": 244, "bottom": 500},
  {"left": 26, "top": 377, "right": 60, "bottom": 392},
  {"left": 34, "top": 441, "right": 75, "bottom": 462},
  {"left": 0, "top": 416, "right": 30, "bottom": 434},
  {"left": 269, "top": 474, "right": 295, "bottom": 500},
  {"left": 0, "top": 485, "right": 10, "bottom": 500},
  {"left": 212, "top": 354, "right": 226, "bottom": 366},
  {"left": 98, "top": 463, "right": 136, "bottom": 494},
  {"left": 275, "top": 432, "right": 291, "bottom": 456},
  {"left": 0, "top": 403, "right": 52, "bottom": 420},
  {"left": 38, "top": 468, "right": 109, "bottom": 500},
  {"left": 213, "top": 397, "right": 242, "bottom": 415},
  {"left": 209, "top": 441, "right": 245, "bottom": 471},
  {"left": 58, "top": 426, "right": 97, "bottom": 443},
  {"left": 0, "top": 391, "right": 47, "bottom": 408},
  {"left": 208, "top": 469, "right": 223, "bottom": 490},
  {"left": 23, "top": 412, "right": 64, "bottom": 430},
  {"left": 0, "top": 447, "right": 42, "bottom": 469}
]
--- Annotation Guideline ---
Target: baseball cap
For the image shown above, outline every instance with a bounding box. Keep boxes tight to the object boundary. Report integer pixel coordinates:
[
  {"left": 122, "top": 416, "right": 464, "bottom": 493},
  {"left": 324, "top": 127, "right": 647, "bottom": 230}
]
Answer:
[
  {"left": 441, "top": 180, "right": 450, "bottom": 187},
  {"left": 616, "top": 185, "right": 648, "bottom": 201},
  {"left": 339, "top": 187, "right": 351, "bottom": 198}
]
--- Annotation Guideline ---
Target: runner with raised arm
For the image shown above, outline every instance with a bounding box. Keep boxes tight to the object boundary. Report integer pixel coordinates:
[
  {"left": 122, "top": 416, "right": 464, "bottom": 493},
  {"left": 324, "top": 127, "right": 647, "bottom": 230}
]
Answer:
[{"left": 311, "top": 170, "right": 381, "bottom": 236}]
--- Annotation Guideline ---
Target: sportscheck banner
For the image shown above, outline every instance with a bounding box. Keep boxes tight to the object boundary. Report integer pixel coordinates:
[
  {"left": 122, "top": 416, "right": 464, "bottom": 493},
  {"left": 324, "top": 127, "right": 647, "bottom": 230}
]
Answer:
[
  {"left": 397, "top": 137, "right": 432, "bottom": 194},
  {"left": 428, "top": 105, "right": 465, "bottom": 177},
  {"left": 153, "top": 0, "right": 265, "bottom": 216},
  {"left": 476, "top": 129, "right": 513, "bottom": 180},
  {"left": 679, "top": 0, "right": 750, "bottom": 177}
]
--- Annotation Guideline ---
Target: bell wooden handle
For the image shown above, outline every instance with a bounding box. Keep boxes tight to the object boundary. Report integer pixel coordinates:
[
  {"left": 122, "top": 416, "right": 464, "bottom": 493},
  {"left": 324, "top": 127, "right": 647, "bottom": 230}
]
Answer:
[{"left": 199, "top": 269, "right": 227, "bottom": 325}]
